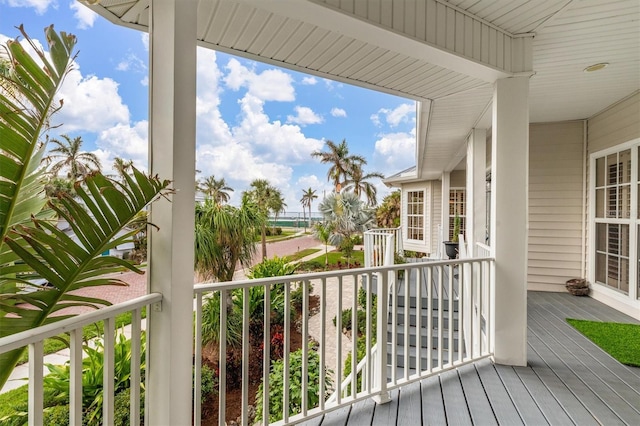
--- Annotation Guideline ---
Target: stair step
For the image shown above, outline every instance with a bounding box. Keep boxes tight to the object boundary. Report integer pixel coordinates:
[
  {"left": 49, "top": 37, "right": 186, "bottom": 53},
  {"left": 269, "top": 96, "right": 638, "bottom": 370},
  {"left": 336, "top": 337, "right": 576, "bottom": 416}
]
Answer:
[
  {"left": 391, "top": 308, "right": 459, "bottom": 329},
  {"left": 392, "top": 295, "right": 459, "bottom": 311},
  {"left": 386, "top": 346, "right": 462, "bottom": 369},
  {"left": 387, "top": 326, "right": 460, "bottom": 349}
]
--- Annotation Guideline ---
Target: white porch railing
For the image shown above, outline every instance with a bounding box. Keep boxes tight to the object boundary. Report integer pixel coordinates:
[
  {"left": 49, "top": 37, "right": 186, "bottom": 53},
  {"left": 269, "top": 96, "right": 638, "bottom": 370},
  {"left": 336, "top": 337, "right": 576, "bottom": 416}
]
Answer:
[
  {"left": 0, "top": 293, "right": 161, "bottom": 426},
  {"left": 364, "top": 227, "right": 403, "bottom": 267},
  {"left": 193, "top": 256, "right": 494, "bottom": 425}
]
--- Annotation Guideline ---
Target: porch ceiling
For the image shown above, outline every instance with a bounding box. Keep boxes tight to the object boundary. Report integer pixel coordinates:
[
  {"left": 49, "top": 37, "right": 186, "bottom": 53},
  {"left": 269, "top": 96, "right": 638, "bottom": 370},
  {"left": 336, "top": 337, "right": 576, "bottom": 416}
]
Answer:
[{"left": 89, "top": 0, "right": 639, "bottom": 178}]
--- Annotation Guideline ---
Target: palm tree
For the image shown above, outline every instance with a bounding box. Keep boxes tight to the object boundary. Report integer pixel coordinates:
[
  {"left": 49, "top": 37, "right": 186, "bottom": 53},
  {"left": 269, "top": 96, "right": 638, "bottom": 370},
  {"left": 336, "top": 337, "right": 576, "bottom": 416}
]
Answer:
[
  {"left": 112, "top": 157, "right": 134, "bottom": 182},
  {"left": 46, "top": 134, "right": 102, "bottom": 180},
  {"left": 197, "top": 175, "right": 233, "bottom": 205},
  {"left": 318, "top": 192, "right": 375, "bottom": 266},
  {"left": 244, "top": 179, "right": 285, "bottom": 260},
  {"left": 376, "top": 190, "right": 401, "bottom": 228},
  {"left": 343, "top": 163, "right": 385, "bottom": 206},
  {"left": 311, "top": 139, "right": 366, "bottom": 192},
  {"left": 313, "top": 222, "right": 333, "bottom": 267},
  {"left": 300, "top": 187, "right": 318, "bottom": 230},
  {"left": 194, "top": 199, "right": 261, "bottom": 282}
]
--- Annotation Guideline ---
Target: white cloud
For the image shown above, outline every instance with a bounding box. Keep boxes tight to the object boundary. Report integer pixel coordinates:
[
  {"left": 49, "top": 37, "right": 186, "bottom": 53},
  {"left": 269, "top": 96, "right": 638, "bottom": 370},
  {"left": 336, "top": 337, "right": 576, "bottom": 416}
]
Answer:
[
  {"left": 372, "top": 129, "right": 416, "bottom": 174},
  {"left": 141, "top": 33, "right": 149, "bottom": 51},
  {"left": 330, "top": 107, "right": 347, "bottom": 118},
  {"left": 287, "top": 106, "right": 323, "bottom": 126},
  {"left": 5, "top": 0, "right": 55, "bottom": 14},
  {"left": 116, "top": 52, "right": 146, "bottom": 73},
  {"left": 55, "top": 68, "right": 130, "bottom": 132},
  {"left": 140, "top": 76, "right": 148, "bottom": 86},
  {"left": 234, "top": 95, "right": 323, "bottom": 163},
  {"left": 224, "top": 58, "right": 295, "bottom": 102},
  {"left": 94, "top": 120, "right": 149, "bottom": 172},
  {"left": 70, "top": 1, "right": 97, "bottom": 29},
  {"left": 301, "top": 76, "right": 317, "bottom": 85},
  {"left": 371, "top": 102, "right": 415, "bottom": 127}
]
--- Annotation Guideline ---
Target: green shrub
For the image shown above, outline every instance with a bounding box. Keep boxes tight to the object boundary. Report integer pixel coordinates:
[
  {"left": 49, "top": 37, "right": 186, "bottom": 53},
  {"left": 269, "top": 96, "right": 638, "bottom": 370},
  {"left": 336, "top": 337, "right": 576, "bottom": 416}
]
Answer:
[
  {"left": 275, "top": 227, "right": 283, "bottom": 235},
  {"left": 255, "top": 345, "right": 333, "bottom": 424},
  {"left": 201, "top": 291, "right": 243, "bottom": 349},
  {"left": 113, "top": 387, "right": 144, "bottom": 426}
]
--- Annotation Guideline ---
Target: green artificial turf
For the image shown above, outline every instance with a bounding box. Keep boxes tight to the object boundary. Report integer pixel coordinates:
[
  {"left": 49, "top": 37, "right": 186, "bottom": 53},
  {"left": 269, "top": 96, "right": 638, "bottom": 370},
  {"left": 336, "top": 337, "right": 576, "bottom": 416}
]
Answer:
[{"left": 566, "top": 318, "right": 640, "bottom": 367}]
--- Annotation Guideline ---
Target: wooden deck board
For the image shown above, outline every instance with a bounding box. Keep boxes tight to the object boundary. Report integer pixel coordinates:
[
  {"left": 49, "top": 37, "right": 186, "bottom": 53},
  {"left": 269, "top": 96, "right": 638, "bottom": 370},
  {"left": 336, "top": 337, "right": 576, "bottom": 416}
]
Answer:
[
  {"left": 342, "top": 397, "right": 375, "bottom": 426},
  {"left": 525, "top": 340, "right": 599, "bottom": 426},
  {"left": 396, "top": 381, "right": 423, "bottom": 425},
  {"left": 494, "top": 365, "right": 549, "bottom": 425},
  {"left": 440, "top": 369, "right": 473, "bottom": 424},
  {"left": 457, "top": 363, "right": 498, "bottom": 425},
  {"left": 475, "top": 360, "right": 524, "bottom": 425},
  {"left": 316, "top": 291, "right": 640, "bottom": 425},
  {"left": 421, "top": 373, "right": 447, "bottom": 425},
  {"left": 370, "top": 389, "right": 399, "bottom": 425}
]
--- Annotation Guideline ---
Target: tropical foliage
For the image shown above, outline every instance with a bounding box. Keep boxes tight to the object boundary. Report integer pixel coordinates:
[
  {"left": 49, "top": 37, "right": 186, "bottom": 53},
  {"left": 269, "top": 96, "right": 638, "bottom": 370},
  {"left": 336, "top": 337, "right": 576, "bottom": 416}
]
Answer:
[
  {"left": 197, "top": 175, "right": 233, "bottom": 205},
  {"left": 311, "top": 139, "right": 366, "bottom": 192},
  {"left": 194, "top": 198, "right": 261, "bottom": 282},
  {"left": 312, "top": 222, "right": 333, "bottom": 266},
  {"left": 376, "top": 190, "right": 401, "bottom": 228},
  {"left": 255, "top": 345, "right": 333, "bottom": 424},
  {"left": 318, "top": 192, "right": 374, "bottom": 264},
  {"left": 299, "top": 187, "right": 318, "bottom": 229},
  {"left": 45, "top": 134, "right": 102, "bottom": 179},
  {"left": 343, "top": 163, "right": 384, "bottom": 206},
  {"left": 0, "top": 25, "right": 170, "bottom": 389},
  {"left": 243, "top": 179, "right": 286, "bottom": 260}
]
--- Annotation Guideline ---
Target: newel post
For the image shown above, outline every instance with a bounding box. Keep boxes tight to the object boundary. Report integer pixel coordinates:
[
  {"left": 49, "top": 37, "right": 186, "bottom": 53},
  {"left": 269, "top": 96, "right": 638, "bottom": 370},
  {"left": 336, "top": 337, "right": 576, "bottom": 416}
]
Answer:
[{"left": 373, "top": 271, "right": 391, "bottom": 404}]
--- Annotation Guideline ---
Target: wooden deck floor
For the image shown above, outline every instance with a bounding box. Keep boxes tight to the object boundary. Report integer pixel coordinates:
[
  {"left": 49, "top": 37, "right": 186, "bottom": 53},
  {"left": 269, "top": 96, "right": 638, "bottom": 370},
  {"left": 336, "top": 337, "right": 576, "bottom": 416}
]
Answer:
[{"left": 301, "top": 291, "right": 640, "bottom": 425}]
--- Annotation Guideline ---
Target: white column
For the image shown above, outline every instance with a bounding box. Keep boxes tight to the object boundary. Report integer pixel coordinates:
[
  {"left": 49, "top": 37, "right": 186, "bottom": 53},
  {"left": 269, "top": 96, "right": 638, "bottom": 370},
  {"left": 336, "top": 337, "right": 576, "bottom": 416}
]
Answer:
[
  {"left": 466, "top": 129, "right": 487, "bottom": 253},
  {"left": 490, "top": 76, "right": 529, "bottom": 366},
  {"left": 146, "top": 0, "right": 197, "bottom": 424},
  {"left": 441, "top": 172, "right": 451, "bottom": 243}
]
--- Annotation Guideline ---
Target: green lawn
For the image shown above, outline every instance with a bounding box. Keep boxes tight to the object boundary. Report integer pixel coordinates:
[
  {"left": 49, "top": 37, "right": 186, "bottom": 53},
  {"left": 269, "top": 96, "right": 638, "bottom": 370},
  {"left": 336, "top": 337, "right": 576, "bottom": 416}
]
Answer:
[
  {"left": 0, "top": 385, "right": 28, "bottom": 419},
  {"left": 286, "top": 248, "right": 321, "bottom": 262},
  {"left": 566, "top": 318, "right": 640, "bottom": 367},
  {"left": 264, "top": 230, "right": 297, "bottom": 241},
  {"left": 300, "top": 250, "right": 365, "bottom": 271}
]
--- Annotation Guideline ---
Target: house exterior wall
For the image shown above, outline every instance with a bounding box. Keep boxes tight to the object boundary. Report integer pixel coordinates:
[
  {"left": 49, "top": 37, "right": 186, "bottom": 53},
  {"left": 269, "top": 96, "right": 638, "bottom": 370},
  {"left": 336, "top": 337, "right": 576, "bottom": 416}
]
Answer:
[
  {"left": 586, "top": 91, "right": 640, "bottom": 319},
  {"left": 527, "top": 121, "right": 585, "bottom": 291},
  {"left": 588, "top": 91, "right": 640, "bottom": 153}
]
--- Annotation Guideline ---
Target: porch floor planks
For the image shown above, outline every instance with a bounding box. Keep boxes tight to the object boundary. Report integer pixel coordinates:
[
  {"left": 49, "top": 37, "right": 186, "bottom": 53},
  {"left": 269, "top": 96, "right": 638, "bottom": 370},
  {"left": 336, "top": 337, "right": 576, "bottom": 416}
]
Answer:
[
  {"left": 421, "top": 373, "right": 447, "bottom": 425},
  {"left": 311, "top": 292, "right": 640, "bottom": 425},
  {"left": 527, "top": 321, "right": 628, "bottom": 425},
  {"left": 440, "top": 369, "right": 473, "bottom": 425},
  {"left": 456, "top": 363, "right": 498, "bottom": 425},
  {"left": 528, "top": 313, "right": 640, "bottom": 422},
  {"left": 494, "top": 364, "right": 549, "bottom": 425},
  {"left": 526, "top": 341, "right": 601, "bottom": 426},
  {"left": 529, "top": 306, "right": 640, "bottom": 408}
]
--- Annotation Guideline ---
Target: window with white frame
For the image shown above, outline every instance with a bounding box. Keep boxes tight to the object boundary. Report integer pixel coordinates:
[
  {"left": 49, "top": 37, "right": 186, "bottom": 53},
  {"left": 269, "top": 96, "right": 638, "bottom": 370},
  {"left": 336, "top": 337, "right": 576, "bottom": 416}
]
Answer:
[
  {"left": 406, "top": 190, "right": 424, "bottom": 241},
  {"left": 449, "top": 189, "right": 466, "bottom": 241},
  {"left": 593, "top": 148, "right": 633, "bottom": 295}
]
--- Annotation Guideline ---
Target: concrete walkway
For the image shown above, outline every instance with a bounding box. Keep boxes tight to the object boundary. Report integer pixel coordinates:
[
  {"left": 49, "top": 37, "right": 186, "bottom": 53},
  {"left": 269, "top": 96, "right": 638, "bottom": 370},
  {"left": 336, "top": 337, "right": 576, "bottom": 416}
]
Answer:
[{"left": 1, "top": 233, "right": 353, "bottom": 394}]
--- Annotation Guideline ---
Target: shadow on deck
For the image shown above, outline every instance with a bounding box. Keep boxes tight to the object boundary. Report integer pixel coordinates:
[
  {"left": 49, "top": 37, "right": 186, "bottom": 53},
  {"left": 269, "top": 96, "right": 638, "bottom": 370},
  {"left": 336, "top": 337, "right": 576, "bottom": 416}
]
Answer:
[{"left": 301, "top": 291, "right": 640, "bottom": 425}]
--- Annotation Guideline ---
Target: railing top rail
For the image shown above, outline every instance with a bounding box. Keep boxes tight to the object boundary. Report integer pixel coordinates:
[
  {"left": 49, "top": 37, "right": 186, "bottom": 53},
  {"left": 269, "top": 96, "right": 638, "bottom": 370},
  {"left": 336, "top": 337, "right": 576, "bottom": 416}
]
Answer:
[
  {"left": 476, "top": 242, "right": 491, "bottom": 251},
  {"left": 364, "top": 227, "right": 401, "bottom": 234},
  {"left": 0, "top": 293, "right": 162, "bottom": 355},
  {"left": 194, "top": 256, "right": 495, "bottom": 293}
]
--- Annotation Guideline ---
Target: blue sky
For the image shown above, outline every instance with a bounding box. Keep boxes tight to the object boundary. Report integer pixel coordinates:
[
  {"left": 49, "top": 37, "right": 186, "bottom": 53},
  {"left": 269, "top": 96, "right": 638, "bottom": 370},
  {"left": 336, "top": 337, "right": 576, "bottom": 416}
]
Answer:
[{"left": 1, "top": 0, "right": 416, "bottom": 212}]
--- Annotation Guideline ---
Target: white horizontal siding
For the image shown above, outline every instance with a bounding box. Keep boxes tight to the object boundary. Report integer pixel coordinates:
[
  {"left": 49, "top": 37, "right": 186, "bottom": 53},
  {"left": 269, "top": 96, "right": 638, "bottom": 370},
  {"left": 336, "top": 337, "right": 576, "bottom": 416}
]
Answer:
[
  {"left": 528, "top": 121, "right": 585, "bottom": 291},
  {"left": 588, "top": 92, "right": 640, "bottom": 153}
]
